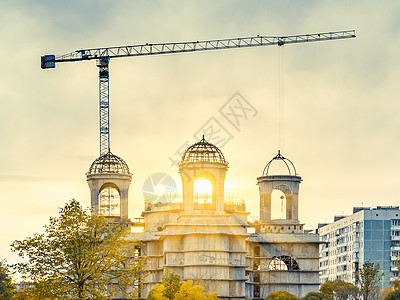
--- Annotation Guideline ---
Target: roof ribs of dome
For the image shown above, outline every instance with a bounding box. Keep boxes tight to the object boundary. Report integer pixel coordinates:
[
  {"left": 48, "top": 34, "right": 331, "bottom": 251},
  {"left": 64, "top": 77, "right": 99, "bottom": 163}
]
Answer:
[
  {"left": 180, "top": 136, "right": 227, "bottom": 164},
  {"left": 88, "top": 151, "right": 131, "bottom": 175}
]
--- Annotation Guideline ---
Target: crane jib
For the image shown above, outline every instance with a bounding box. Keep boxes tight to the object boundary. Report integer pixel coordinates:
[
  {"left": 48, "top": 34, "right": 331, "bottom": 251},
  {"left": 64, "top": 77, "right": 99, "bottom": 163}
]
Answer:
[
  {"left": 40, "top": 30, "right": 356, "bottom": 156},
  {"left": 41, "top": 30, "right": 356, "bottom": 69}
]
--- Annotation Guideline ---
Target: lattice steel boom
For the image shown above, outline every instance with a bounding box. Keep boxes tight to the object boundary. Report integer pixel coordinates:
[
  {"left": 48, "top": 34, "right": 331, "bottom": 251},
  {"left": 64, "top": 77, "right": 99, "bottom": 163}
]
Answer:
[
  {"left": 41, "top": 30, "right": 356, "bottom": 156},
  {"left": 97, "top": 57, "right": 110, "bottom": 156}
]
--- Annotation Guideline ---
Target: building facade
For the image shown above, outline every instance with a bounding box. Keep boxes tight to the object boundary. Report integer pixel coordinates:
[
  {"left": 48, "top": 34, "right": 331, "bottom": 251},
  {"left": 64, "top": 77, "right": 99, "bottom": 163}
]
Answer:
[
  {"left": 86, "top": 137, "right": 320, "bottom": 299},
  {"left": 318, "top": 206, "right": 400, "bottom": 288}
]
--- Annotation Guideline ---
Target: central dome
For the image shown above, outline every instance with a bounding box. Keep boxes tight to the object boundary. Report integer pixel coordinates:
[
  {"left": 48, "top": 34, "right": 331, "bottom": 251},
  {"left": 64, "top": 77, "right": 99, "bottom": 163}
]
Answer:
[
  {"left": 180, "top": 136, "right": 227, "bottom": 164},
  {"left": 88, "top": 151, "right": 131, "bottom": 175}
]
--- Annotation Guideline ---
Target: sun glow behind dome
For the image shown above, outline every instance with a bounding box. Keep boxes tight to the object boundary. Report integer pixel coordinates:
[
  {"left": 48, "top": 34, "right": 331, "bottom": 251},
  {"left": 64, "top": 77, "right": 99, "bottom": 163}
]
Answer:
[{"left": 194, "top": 178, "right": 212, "bottom": 195}]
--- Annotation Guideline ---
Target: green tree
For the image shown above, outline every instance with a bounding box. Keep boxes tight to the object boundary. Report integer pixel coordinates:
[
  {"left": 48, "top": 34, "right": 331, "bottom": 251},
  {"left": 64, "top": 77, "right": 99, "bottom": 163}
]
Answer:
[
  {"left": 147, "top": 269, "right": 182, "bottom": 300},
  {"left": 333, "top": 280, "right": 358, "bottom": 300},
  {"left": 302, "top": 291, "right": 332, "bottom": 300},
  {"left": 357, "top": 261, "right": 381, "bottom": 300},
  {"left": 12, "top": 285, "right": 40, "bottom": 300},
  {"left": 162, "top": 268, "right": 182, "bottom": 299},
  {"left": 265, "top": 291, "right": 299, "bottom": 300},
  {"left": 320, "top": 281, "right": 334, "bottom": 297},
  {"left": 11, "top": 199, "right": 146, "bottom": 300},
  {"left": 384, "top": 290, "right": 400, "bottom": 300},
  {"left": 320, "top": 280, "right": 358, "bottom": 299},
  {"left": 0, "top": 259, "right": 15, "bottom": 299}
]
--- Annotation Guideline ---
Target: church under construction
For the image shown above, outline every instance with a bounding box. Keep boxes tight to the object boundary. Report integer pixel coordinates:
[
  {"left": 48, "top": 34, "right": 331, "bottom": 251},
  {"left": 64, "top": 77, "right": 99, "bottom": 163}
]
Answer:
[{"left": 86, "top": 137, "right": 320, "bottom": 299}]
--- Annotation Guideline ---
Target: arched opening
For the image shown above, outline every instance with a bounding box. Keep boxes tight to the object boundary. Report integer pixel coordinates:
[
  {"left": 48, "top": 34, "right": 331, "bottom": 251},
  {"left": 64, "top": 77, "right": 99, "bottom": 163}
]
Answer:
[
  {"left": 269, "top": 256, "right": 299, "bottom": 271},
  {"left": 193, "top": 177, "right": 214, "bottom": 209},
  {"left": 271, "top": 189, "right": 286, "bottom": 220},
  {"left": 269, "top": 257, "right": 288, "bottom": 270},
  {"left": 99, "top": 184, "right": 121, "bottom": 217}
]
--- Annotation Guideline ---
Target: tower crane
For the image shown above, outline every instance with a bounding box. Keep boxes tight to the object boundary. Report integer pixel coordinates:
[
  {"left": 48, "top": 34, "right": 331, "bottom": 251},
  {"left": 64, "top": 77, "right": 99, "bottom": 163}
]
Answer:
[{"left": 41, "top": 30, "right": 356, "bottom": 157}]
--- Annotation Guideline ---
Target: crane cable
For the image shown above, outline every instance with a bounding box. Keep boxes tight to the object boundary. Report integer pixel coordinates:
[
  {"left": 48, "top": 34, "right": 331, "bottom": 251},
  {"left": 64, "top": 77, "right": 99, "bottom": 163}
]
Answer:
[{"left": 278, "top": 45, "right": 285, "bottom": 152}]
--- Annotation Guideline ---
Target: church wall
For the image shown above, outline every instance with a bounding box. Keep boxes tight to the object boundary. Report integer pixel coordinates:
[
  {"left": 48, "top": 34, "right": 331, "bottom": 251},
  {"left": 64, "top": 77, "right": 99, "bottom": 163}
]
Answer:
[
  {"left": 143, "top": 209, "right": 181, "bottom": 232},
  {"left": 87, "top": 142, "right": 321, "bottom": 299}
]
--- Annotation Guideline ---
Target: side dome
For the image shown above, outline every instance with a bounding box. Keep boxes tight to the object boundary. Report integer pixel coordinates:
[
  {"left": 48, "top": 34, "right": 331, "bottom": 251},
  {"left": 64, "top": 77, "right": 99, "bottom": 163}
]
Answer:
[
  {"left": 180, "top": 136, "right": 227, "bottom": 164},
  {"left": 88, "top": 152, "right": 131, "bottom": 175},
  {"left": 262, "top": 150, "right": 297, "bottom": 176}
]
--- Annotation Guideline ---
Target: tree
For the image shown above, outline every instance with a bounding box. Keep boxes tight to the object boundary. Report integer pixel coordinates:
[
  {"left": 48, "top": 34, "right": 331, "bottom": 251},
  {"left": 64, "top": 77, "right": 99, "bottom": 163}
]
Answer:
[
  {"left": 384, "top": 290, "right": 400, "bottom": 300},
  {"left": 147, "top": 284, "right": 168, "bottom": 300},
  {"left": 12, "top": 286, "right": 39, "bottom": 300},
  {"left": 302, "top": 291, "right": 332, "bottom": 300},
  {"left": 320, "top": 280, "right": 358, "bottom": 300},
  {"left": 392, "top": 279, "right": 400, "bottom": 291},
  {"left": 0, "top": 259, "right": 15, "bottom": 299},
  {"left": 148, "top": 279, "right": 217, "bottom": 300},
  {"left": 162, "top": 269, "right": 182, "bottom": 299},
  {"left": 357, "top": 261, "right": 381, "bottom": 300},
  {"left": 332, "top": 280, "right": 358, "bottom": 300},
  {"left": 11, "top": 199, "right": 146, "bottom": 299},
  {"left": 265, "top": 291, "right": 299, "bottom": 300},
  {"left": 147, "top": 269, "right": 182, "bottom": 300},
  {"left": 320, "top": 281, "right": 334, "bottom": 297},
  {"left": 174, "top": 280, "right": 217, "bottom": 300}
]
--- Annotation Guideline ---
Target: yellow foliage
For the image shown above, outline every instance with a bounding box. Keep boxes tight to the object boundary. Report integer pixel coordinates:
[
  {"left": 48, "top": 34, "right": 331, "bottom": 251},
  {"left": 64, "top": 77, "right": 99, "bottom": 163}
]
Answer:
[
  {"left": 174, "top": 280, "right": 217, "bottom": 300},
  {"left": 147, "top": 280, "right": 217, "bottom": 300},
  {"left": 147, "top": 283, "right": 168, "bottom": 300}
]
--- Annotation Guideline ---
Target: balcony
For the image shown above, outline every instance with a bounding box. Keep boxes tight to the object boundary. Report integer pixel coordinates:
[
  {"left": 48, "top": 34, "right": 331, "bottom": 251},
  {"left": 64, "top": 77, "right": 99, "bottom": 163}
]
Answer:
[
  {"left": 224, "top": 197, "right": 246, "bottom": 212},
  {"left": 143, "top": 194, "right": 246, "bottom": 212}
]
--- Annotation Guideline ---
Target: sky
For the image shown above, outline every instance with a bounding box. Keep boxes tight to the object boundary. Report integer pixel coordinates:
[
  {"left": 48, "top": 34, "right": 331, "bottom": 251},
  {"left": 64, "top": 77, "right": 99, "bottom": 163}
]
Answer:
[{"left": 1, "top": 0, "right": 400, "bottom": 263}]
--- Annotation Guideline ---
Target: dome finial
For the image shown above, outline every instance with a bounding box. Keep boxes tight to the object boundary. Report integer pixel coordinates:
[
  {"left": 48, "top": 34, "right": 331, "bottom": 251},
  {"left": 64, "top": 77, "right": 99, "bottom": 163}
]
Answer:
[{"left": 276, "top": 150, "right": 284, "bottom": 159}]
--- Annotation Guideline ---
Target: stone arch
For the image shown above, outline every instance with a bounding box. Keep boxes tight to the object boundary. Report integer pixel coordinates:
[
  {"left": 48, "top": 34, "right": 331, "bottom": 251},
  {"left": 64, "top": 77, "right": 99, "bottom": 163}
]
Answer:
[
  {"left": 268, "top": 255, "right": 300, "bottom": 271},
  {"left": 272, "top": 184, "right": 293, "bottom": 220},
  {"left": 99, "top": 182, "right": 121, "bottom": 216},
  {"left": 271, "top": 189, "right": 286, "bottom": 220},
  {"left": 193, "top": 172, "right": 216, "bottom": 209},
  {"left": 194, "top": 171, "right": 217, "bottom": 186},
  {"left": 273, "top": 184, "right": 292, "bottom": 197},
  {"left": 179, "top": 161, "right": 228, "bottom": 212},
  {"left": 100, "top": 182, "right": 121, "bottom": 193}
]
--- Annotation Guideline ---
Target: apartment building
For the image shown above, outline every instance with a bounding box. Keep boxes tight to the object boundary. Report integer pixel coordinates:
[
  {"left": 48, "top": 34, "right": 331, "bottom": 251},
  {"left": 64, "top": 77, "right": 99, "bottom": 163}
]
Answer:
[{"left": 318, "top": 206, "right": 400, "bottom": 288}]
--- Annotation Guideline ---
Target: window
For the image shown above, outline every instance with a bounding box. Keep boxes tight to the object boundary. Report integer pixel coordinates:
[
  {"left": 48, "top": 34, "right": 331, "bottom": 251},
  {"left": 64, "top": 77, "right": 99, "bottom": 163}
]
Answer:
[
  {"left": 392, "top": 219, "right": 400, "bottom": 226},
  {"left": 269, "top": 256, "right": 299, "bottom": 271},
  {"left": 271, "top": 189, "right": 287, "bottom": 219},
  {"left": 193, "top": 178, "right": 214, "bottom": 209},
  {"left": 99, "top": 186, "right": 120, "bottom": 216}
]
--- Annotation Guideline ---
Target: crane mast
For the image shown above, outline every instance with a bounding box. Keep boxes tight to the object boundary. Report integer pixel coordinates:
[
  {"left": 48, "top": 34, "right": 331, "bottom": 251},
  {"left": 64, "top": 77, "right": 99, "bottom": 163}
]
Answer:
[
  {"left": 98, "top": 57, "right": 110, "bottom": 155},
  {"left": 41, "top": 30, "right": 356, "bottom": 156}
]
